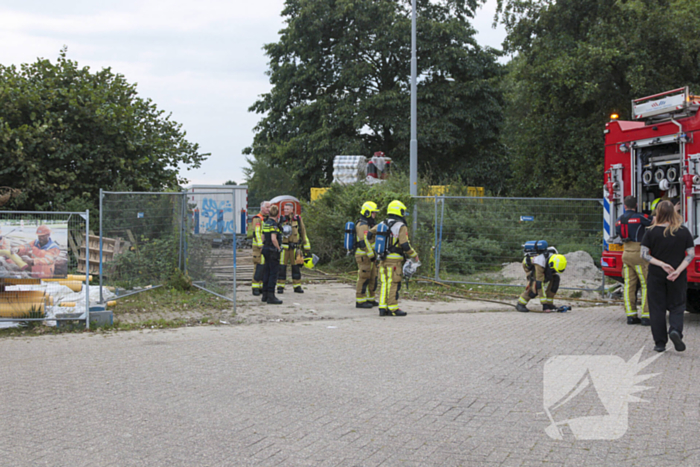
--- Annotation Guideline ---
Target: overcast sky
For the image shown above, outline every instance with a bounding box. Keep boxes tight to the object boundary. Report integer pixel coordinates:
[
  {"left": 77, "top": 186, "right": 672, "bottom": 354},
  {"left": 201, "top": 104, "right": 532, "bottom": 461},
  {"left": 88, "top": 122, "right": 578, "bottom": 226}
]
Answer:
[{"left": 0, "top": 0, "right": 506, "bottom": 187}]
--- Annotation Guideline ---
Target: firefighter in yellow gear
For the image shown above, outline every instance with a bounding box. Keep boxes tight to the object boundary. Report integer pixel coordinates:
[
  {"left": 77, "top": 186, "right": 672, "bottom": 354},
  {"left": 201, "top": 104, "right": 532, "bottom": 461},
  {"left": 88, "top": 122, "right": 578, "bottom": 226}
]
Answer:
[
  {"left": 277, "top": 202, "right": 311, "bottom": 294},
  {"left": 251, "top": 201, "right": 270, "bottom": 295},
  {"left": 517, "top": 252, "right": 567, "bottom": 312},
  {"left": 355, "top": 201, "right": 380, "bottom": 308},
  {"left": 376, "top": 200, "right": 419, "bottom": 317}
]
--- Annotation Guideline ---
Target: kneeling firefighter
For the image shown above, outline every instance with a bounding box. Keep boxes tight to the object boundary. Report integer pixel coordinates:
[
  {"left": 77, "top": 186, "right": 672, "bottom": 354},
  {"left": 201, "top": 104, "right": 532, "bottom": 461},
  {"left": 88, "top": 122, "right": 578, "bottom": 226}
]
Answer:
[
  {"left": 277, "top": 202, "right": 311, "bottom": 294},
  {"left": 516, "top": 241, "right": 567, "bottom": 312},
  {"left": 251, "top": 201, "right": 270, "bottom": 295},
  {"left": 375, "top": 200, "right": 420, "bottom": 317},
  {"left": 355, "top": 201, "right": 380, "bottom": 308}
]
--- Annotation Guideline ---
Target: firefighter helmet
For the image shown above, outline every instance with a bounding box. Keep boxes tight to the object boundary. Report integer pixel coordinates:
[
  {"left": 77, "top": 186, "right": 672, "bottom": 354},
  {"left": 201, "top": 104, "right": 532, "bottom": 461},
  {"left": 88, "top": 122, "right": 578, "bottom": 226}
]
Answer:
[
  {"left": 303, "top": 253, "right": 319, "bottom": 269},
  {"left": 548, "top": 254, "right": 567, "bottom": 274},
  {"left": 360, "top": 201, "right": 379, "bottom": 217},
  {"left": 651, "top": 198, "right": 662, "bottom": 212},
  {"left": 387, "top": 200, "right": 408, "bottom": 217}
]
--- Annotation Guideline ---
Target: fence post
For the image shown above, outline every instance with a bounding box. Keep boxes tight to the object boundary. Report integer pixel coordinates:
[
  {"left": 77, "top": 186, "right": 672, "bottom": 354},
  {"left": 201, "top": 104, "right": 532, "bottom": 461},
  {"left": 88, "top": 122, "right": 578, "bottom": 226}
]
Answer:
[
  {"left": 179, "top": 192, "right": 186, "bottom": 271},
  {"left": 434, "top": 195, "right": 438, "bottom": 279},
  {"left": 232, "top": 190, "right": 237, "bottom": 311},
  {"left": 85, "top": 209, "right": 90, "bottom": 330},
  {"left": 99, "top": 189, "right": 103, "bottom": 304},
  {"left": 435, "top": 196, "right": 445, "bottom": 280}
]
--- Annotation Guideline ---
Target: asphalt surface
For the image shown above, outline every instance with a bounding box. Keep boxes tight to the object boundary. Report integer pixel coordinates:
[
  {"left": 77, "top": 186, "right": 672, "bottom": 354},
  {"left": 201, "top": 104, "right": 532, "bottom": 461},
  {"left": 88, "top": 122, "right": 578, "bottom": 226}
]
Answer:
[{"left": 1, "top": 305, "right": 700, "bottom": 466}]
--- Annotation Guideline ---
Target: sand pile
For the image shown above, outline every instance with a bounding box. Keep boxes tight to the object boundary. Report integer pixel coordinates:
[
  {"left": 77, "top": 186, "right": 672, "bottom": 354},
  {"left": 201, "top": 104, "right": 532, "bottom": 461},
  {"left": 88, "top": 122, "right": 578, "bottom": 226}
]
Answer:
[{"left": 500, "top": 250, "right": 602, "bottom": 290}]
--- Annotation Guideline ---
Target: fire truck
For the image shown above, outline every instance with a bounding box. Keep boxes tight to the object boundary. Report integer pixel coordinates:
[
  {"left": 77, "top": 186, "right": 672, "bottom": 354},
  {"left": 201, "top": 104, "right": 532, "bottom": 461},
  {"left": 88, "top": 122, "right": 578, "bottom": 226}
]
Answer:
[{"left": 601, "top": 87, "right": 700, "bottom": 311}]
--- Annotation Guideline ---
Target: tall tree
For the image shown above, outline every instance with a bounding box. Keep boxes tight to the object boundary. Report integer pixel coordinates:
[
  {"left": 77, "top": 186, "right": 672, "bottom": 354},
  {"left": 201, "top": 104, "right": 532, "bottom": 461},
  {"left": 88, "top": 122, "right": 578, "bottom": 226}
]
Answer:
[
  {"left": 497, "top": 0, "right": 700, "bottom": 197},
  {"left": 0, "top": 49, "right": 208, "bottom": 211},
  {"left": 245, "top": 0, "right": 505, "bottom": 199}
]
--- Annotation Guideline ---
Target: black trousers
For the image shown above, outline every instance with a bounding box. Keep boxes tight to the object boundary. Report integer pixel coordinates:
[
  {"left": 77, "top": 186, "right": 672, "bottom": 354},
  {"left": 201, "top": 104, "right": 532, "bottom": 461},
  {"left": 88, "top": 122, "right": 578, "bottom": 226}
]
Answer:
[
  {"left": 647, "top": 272, "right": 686, "bottom": 346},
  {"left": 262, "top": 247, "right": 281, "bottom": 294}
]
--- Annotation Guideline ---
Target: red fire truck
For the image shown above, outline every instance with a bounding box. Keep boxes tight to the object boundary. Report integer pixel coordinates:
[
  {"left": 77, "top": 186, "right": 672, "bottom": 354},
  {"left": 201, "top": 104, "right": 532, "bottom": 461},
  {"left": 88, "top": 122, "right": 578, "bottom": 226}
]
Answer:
[{"left": 601, "top": 87, "right": 700, "bottom": 311}]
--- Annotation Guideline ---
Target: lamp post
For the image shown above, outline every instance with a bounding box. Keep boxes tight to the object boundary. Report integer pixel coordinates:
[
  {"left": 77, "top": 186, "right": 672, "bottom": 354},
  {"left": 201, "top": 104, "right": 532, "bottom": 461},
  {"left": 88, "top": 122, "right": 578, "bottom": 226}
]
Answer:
[{"left": 409, "top": 0, "right": 417, "bottom": 196}]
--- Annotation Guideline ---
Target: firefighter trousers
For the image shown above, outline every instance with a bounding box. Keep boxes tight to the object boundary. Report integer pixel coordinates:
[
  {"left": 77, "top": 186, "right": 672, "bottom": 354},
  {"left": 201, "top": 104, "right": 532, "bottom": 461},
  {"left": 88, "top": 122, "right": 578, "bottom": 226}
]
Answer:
[
  {"left": 518, "top": 265, "right": 556, "bottom": 307},
  {"left": 355, "top": 255, "right": 377, "bottom": 303},
  {"left": 378, "top": 258, "right": 403, "bottom": 312},
  {"left": 277, "top": 247, "right": 302, "bottom": 289},
  {"left": 622, "top": 243, "right": 649, "bottom": 318},
  {"left": 252, "top": 246, "right": 265, "bottom": 291}
]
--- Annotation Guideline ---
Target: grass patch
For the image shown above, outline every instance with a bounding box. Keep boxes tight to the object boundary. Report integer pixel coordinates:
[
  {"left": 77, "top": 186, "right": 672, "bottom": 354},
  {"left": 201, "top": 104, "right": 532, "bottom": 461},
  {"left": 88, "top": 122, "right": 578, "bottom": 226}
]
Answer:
[{"left": 111, "top": 287, "right": 233, "bottom": 315}]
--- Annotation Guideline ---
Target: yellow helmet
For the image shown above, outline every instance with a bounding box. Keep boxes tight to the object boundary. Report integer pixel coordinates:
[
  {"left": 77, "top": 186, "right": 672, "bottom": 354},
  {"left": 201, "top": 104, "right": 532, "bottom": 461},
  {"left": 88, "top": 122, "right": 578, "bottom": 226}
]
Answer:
[
  {"left": 360, "top": 201, "right": 379, "bottom": 217},
  {"left": 651, "top": 198, "right": 661, "bottom": 212},
  {"left": 387, "top": 200, "right": 408, "bottom": 217},
  {"left": 548, "top": 254, "right": 567, "bottom": 273}
]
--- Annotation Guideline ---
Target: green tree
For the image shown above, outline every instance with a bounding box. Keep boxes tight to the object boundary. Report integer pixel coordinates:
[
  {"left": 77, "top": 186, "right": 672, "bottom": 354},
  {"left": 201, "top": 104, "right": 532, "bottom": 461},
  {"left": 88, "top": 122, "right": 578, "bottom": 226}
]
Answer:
[
  {"left": 0, "top": 48, "right": 208, "bottom": 211},
  {"left": 245, "top": 0, "right": 505, "bottom": 199},
  {"left": 497, "top": 0, "right": 700, "bottom": 197}
]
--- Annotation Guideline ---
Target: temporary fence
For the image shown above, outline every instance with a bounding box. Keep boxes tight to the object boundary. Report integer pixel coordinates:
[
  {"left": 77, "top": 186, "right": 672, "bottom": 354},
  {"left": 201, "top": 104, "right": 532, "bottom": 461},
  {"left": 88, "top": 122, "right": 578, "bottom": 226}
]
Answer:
[
  {"left": 412, "top": 196, "right": 605, "bottom": 292},
  {"left": 99, "top": 190, "right": 242, "bottom": 307},
  {"left": 0, "top": 210, "right": 91, "bottom": 327}
]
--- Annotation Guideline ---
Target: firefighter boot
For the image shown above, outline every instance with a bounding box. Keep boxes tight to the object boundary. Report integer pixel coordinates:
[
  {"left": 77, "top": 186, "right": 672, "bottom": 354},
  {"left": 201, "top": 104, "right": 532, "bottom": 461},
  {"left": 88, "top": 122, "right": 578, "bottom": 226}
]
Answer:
[
  {"left": 252, "top": 288, "right": 261, "bottom": 296},
  {"left": 356, "top": 302, "right": 373, "bottom": 309},
  {"left": 516, "top": 304, "right": 529, "bottom": 313},
  {"left": 389, "top": 309, "right": 407, "bottom": 316},
  {"left": 627, "top": 316, "right": 641, "bottom": 325},
  {"left": 267, "top": 293, "right": 283, "bottom": 305},
  {"left": 294, "top": 286, "right": 304, "bottom": 293},
  {"left": 378, "top": 308, "right": 389, "bottom": 316},
  {"left": 261, "top": 291, "right": 268, "bottom": 303},
  {"left": 368, "top": 300, "right": 379, "bottom": 307},
  {"left": 277, "top": 287, "right": 284, "bottom": 294},
  {"left": 640, "top": 318, "right": 651, "bottom": 326},
  {"left": 542, "top": 304, "right": 556, "bottom": 312}
]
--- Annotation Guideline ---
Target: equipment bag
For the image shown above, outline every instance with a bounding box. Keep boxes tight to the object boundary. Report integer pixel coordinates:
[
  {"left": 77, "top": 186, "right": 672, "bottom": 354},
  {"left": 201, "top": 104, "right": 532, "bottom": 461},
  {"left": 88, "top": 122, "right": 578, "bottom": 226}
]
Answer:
[
  {"left": 374, "top": 222, "right": 389, "bottom": 258},
  {"left": 344, "top": 221, "right": 356, "bottom": 251}
]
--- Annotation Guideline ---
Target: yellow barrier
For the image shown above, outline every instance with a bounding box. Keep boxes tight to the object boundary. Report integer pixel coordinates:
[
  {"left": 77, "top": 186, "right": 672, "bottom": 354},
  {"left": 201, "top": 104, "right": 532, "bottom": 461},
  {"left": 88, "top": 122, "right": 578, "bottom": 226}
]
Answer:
[
  {"left": 426, "top": 186, "right": 484, "bottom": 197},
  {"left": 310, "top": 187, "right": 330, "bottom": 202}
]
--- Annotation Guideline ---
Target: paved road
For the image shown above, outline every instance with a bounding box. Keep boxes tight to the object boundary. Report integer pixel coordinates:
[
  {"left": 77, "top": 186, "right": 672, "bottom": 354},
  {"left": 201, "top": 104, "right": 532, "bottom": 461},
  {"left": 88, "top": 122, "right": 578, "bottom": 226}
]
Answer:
[{"left": 1, "top": 306, "right": 700, "bottom": 466}]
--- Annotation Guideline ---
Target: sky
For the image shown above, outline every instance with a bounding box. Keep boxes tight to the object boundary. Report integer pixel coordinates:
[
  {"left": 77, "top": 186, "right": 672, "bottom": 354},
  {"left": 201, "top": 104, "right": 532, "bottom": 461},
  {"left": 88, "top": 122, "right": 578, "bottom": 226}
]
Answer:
[{"left": 0, "top": 0, "right": 506, "bottom": 187}]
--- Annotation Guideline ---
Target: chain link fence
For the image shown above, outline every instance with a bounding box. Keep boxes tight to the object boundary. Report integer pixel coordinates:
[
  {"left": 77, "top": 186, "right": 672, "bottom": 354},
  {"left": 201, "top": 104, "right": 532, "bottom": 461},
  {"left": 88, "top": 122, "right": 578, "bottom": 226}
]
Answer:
[
  {"left": 413, "top": 196, "right": 605, "bottom": 292},
  {"left": 99, "top": 191, "right": 239, "bottom": 305},
  {"left": 0, "top": 211, "right": 91, "bottom": 327}
]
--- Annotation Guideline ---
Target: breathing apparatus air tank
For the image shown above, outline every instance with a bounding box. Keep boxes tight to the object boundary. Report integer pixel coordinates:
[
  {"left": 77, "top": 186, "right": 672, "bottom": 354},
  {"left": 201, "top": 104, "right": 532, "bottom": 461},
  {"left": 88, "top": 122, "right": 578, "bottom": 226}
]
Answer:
[
  {"left": 374, "top": 222, "right": 389, "bottom": 258},
  {"left": 344, "top": 221, "right": 356, "bottom": 252},
  {"left": 523, "top": 240, "right": 548, "bottom": 255}
]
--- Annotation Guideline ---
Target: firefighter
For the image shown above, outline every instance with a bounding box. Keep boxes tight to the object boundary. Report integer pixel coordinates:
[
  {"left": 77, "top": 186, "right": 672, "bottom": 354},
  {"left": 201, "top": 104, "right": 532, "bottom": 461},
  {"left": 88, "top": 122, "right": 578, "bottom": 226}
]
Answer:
[
  {"left": 277, "top": 202, "right": 310, "bottom": 294},
  {"left": 377, "top": 200, "right": 419, "bottom": 317},
  {"left": 516, "top": 250, "right": 567, "bottom": 312},
  {"left": 261, "top": 205, "right": 283, "bottom": 305},
  {"left": 15, "top": 225, "right": 61, "bottom": 279},
  {"left": 355, "top": 201, "right": 379, "bottom": 308},
  {"left": 615, "top": 195, "right": 652, "bottom": 325},
  {"left": 251, "top": 201, "right": 270, "bottom": 295}
]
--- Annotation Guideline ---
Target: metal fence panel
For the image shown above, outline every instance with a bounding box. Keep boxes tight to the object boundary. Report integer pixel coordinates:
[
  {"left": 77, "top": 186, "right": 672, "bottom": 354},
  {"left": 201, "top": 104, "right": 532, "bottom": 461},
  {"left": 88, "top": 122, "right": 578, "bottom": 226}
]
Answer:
[
  {"left": 413, "top": 196, "right": 605, "bottom": 292},
  {"left": 99, "top": 191, "right": 239, "bottom": 307},
  {"left": 0, "top": 211, "right": 90, "bottom": 326}
]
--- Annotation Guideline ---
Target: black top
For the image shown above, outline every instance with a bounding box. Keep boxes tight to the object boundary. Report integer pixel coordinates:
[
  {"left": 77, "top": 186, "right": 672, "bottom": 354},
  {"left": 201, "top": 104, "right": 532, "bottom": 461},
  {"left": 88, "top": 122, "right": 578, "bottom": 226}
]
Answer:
[
  {"left": 262, "top": 218, "right": 281, "bottom": 248},
  {"left": 641, "top": 225, "right": 694, "bottom": 277},
  {"left": 615, "top": 210, "right": 652, "bottom": 243}
]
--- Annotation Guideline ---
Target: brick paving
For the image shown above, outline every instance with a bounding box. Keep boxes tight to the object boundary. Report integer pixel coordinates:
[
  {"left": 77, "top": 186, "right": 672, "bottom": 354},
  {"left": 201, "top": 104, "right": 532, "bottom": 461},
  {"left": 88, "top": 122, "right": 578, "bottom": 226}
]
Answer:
[{"left": 1, "top": 306, "right": 700, "bottom": 466}]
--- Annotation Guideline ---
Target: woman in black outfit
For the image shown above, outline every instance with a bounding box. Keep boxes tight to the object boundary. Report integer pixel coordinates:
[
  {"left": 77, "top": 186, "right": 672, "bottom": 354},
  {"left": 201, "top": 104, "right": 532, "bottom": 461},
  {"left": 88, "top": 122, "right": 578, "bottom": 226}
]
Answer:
[{"left": 641, "top": 200, "right": 695, "bottom": 352}]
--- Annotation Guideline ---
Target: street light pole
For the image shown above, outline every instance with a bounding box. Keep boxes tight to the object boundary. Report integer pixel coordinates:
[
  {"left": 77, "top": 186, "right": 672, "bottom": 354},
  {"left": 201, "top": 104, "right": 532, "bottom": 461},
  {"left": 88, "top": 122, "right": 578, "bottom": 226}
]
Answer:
[{"left": 409, "top": 0, "right": 417, "bottom": 196}]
